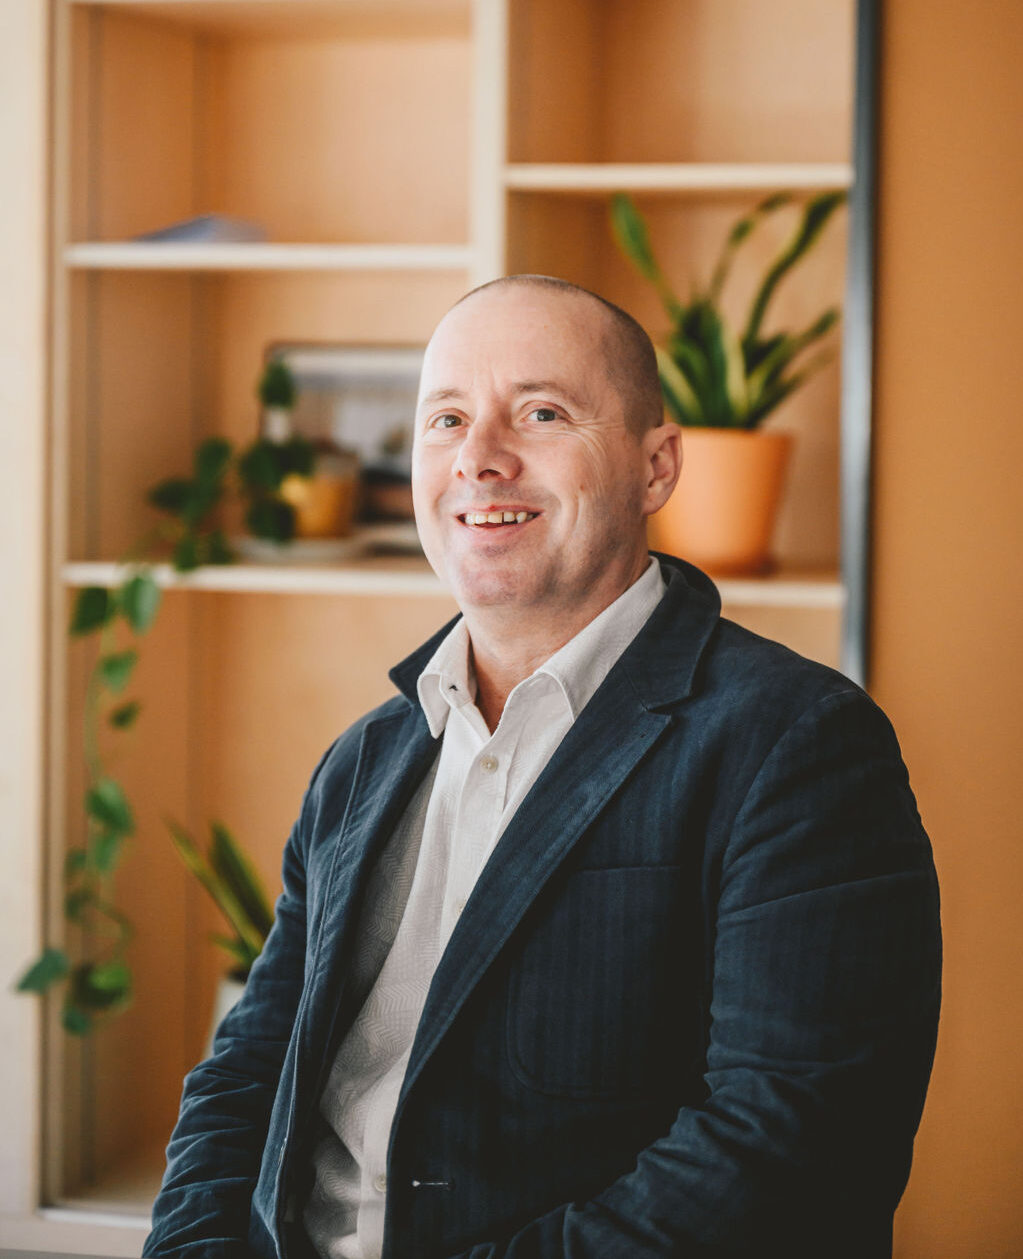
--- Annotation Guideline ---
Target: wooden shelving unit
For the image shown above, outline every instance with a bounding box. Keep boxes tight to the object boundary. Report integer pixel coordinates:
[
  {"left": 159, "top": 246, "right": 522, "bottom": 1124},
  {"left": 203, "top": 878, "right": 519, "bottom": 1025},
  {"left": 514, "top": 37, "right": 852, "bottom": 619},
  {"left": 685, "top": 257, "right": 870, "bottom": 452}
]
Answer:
[{"left": 40, "top": 0, "right": 860, "bottom": 1231}]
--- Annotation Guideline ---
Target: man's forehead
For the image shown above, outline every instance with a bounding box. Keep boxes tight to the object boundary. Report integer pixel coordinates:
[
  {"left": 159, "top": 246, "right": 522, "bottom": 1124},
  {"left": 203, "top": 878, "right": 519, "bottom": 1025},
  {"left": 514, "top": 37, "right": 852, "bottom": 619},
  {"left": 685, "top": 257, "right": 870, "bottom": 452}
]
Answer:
[{"left": 421, "top": 285, "right": 609, "bottom": 384}]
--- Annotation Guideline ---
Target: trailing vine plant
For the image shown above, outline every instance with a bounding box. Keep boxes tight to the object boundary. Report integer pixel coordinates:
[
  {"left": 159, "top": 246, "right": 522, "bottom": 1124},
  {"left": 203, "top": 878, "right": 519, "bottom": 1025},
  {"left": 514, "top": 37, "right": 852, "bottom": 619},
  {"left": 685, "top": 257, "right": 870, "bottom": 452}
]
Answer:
[
  {"left": 17, "top": 570, "right": 161, "bottom": 1034},
  {"left": 16, "top": 376, "right": 304, "bottom": 1030}
]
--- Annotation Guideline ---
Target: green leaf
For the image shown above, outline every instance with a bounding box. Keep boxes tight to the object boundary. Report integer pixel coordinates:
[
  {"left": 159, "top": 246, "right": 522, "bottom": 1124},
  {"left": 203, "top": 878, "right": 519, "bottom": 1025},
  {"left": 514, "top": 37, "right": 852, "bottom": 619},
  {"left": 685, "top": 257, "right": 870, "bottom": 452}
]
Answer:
[
  {"left": 109, "top": 699, "right": 142, "bottom": 729},
  {"left": 744, "top": 190, "right": 846, "bottom": 348},
  {"left": 707, "top": 192, "right": 791, "bottom": 302},
  {"left": 16, "top": 947, "right": 69, "bottom": 993},
  {"left": 71, "top": 961, "right": 132, "bottom": 1011},
  {"left": 655, "top": 347, "right": 700, "bottom": 424},
  {"left": 173, "top": 534, "right": 201, "bottom": 572},
  {"left": 70, "top": 586, "right": 114, "bottom": 636},
  {"left": 119, "top": 572, "right": 161, "bottom": 633},
  {"left": 195, "top": 436, "right": 233, "bottom": 486},
  {"left": 258, "top": 359, "right": 296, "bottom": 408},
  {"left": 609, "top": 194, "right": 682, "bottom": 322},
  {"left": 98, "top": 649, "right": 138, "bottom": 694},
  {"left": 148, "top": 477, "right": 193, "bottom": 515},
  {"left": 209, "top": 932, "right": 260, "bottom": 977},
  {"left": 202, "top": 530, "right": 236, "bottom": 566},
  {"left": 746, "top": 308, "right": 840, "bottom": 415},
  {"left": 85, "top": 777, "right": 134, "bottom": 837},
  {"left": 282, "top": 437, "right": 315, "bottom": 478},
  {"left": 91, "top": 829, "right": 125, "bottom": 873},
  {"left": 238, "top": 441, "right": 284, "bottom": 492},
  {"left": 89, "top": 960, "right": 132, "bottom": 993},
  {"left": 209, "top": 823, "right": 274, "bottom": 942},
  {"left": 246, "top": 497, "right": 295, "bottom": 542},
  {"left": 65, "top": 848, "right": 88, "bottom": 876},
  {"left": 65, "top": 887, "right": 95, "bottom": 920},
  {"left": 166, "top": 818, "right": 267, "bottom": 959},
  {"left": 61, "top": 1004, "right": 92, "bottom": 1036}
]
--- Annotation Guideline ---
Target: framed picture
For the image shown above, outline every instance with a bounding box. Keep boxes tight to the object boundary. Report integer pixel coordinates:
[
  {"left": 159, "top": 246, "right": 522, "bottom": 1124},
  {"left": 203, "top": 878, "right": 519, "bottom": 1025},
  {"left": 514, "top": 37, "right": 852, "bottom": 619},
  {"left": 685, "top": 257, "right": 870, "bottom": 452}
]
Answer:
[{"left": 267, "top": 343, "right": 424, "bottom": 522}]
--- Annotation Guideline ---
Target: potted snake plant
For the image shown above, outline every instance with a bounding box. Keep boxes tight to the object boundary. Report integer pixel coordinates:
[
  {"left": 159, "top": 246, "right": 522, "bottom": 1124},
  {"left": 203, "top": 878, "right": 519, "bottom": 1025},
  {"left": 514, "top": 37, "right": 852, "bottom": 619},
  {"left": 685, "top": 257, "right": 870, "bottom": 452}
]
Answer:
[{"left": 610, "top": 190, "right": 845, "bottom": 575}]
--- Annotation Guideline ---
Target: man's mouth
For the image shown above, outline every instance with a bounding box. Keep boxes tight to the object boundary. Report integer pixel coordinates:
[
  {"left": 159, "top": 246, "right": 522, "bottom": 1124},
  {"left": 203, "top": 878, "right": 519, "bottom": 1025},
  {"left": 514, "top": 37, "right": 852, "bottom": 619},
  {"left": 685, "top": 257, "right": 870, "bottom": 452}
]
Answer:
[{"left": 458, "top": 510, "right": 539, "bottom": 528}]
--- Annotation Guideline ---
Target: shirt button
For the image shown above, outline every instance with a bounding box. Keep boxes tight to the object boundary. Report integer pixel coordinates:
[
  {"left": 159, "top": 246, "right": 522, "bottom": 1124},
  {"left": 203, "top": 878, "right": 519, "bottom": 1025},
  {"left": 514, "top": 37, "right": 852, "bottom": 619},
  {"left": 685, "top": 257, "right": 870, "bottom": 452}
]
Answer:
[
  {"left": 373, "top": 1172, "right": 387, "bottom": 1193},
  {"left": 479, "top": 754, "right": 498, "bottom": 773},
  {"left": 455, "top": 897, "right": 467, "bottom": 913}
]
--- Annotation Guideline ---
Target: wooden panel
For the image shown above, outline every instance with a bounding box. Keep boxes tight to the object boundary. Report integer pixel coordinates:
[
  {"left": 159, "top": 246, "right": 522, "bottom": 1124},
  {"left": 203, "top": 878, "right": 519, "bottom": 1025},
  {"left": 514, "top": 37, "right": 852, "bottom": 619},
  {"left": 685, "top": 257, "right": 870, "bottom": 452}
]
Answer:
[
  {"left": 508, "top": 0, "right": 853, "bottom": 165},
  {"left": 208, "top": 32, "right": 470, "bottom": 243},
  {"left": 71, "top": 272, "right": 197, "bottom": 560},
  {"left": 88, "top": 7, "right": 198, "bottom": 239},
  {"left": 506, "top": 0, "right": 601, "bottom": 163},
  {"left": 872, "top": 3, "right": 1023, "bottom": 1254},
  {"left": 600, "top": 0, "right": 854, "bottom": 164}
]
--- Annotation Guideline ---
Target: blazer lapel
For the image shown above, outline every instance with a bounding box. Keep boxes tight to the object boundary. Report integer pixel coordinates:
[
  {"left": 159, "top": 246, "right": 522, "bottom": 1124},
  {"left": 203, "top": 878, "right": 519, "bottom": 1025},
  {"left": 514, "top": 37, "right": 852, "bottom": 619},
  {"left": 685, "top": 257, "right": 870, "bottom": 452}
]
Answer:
[
  {"left": 395, "top": 672, "right": 671, "bottom": 1115},
  {"left": 300, "top": 705, "right": 438, "bottom": 1060}
]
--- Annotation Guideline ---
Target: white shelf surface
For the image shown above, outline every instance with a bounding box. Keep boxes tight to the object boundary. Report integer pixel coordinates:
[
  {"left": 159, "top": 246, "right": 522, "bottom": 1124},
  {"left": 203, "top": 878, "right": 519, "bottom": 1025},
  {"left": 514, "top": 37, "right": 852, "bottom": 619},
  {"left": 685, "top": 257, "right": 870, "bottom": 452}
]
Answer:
[
  {"left": 62, "top": 559, "right": 844, "bottom": 607},
  {"left": 63, "top": 241, "right": 474, "bottom": 272},
  {"left": 63, "top": 556, "right": 448, "bottom": 596},
  {"left": 504, "top": 162, "right": 854, "bottom": 195}
]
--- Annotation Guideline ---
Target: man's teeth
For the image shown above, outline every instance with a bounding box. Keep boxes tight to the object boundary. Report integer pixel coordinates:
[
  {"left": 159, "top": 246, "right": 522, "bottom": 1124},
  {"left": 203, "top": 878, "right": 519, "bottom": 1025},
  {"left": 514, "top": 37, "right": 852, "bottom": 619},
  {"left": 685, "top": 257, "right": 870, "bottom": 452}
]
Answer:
[{"left": 464, "top": 511, "right": 536, "bottom": 525}]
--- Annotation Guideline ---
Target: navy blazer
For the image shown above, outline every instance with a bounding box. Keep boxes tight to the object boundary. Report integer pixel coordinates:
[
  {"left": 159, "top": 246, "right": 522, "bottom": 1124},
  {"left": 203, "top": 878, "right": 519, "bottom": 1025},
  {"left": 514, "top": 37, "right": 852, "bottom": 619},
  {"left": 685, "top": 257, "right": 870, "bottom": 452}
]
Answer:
[{"left": 145, "top": 555, "right": 941, "bottom": 1259}]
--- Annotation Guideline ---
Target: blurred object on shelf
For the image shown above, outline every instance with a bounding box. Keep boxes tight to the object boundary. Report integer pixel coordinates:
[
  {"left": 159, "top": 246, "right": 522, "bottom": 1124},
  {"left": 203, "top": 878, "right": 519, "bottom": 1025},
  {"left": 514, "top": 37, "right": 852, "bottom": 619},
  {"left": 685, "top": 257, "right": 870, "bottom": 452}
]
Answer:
[
  {"left": 134, "top": 213, "right": 267, "bottom": 244},
  {"left": 268, "top": 344, "right": 423, "bottom": 522},
  {"left": 279, "top": 444, "right": 360, "bottom": 538}
]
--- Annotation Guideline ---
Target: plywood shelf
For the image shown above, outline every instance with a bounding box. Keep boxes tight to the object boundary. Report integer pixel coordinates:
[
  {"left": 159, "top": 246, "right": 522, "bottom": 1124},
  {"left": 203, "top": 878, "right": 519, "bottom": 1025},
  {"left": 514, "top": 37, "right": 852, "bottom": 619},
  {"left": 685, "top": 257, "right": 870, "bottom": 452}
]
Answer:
[
  {"left": 67, "top": 0, "right": 471, "bottom": 41},
  {"left": 63, "top": 555, "right": 447, "bottom": 596},
  {"left": 63, "top": 241, "right": 474, "bottom": 272},
  {"left": 504, "top": 163, "right": 854, "bottom": 195},
  {"left": 62, "top": 559, "right": 844, "bottom": 608}
]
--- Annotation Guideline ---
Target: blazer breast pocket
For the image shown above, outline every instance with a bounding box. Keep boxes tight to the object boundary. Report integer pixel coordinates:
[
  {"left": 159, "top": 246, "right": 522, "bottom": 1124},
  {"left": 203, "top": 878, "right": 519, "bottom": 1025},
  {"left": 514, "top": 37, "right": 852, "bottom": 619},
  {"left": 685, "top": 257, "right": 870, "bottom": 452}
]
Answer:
[{"left": 506, "top": 864, "right": 700, "bottom": 1099}]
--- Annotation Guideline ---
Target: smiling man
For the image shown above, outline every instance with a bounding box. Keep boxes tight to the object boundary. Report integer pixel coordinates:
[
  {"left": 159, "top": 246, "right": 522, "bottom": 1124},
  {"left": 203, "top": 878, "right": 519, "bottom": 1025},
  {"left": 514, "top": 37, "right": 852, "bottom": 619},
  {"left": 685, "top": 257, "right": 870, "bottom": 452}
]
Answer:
[{"left": 145, "top": 276, "right": 941, "bottom": 1259}]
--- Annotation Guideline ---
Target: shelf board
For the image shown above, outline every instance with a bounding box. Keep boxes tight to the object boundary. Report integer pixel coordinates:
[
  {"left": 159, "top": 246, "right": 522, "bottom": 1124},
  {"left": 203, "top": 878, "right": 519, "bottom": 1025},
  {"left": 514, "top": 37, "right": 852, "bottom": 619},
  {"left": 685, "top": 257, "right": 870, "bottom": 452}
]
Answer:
[
  {"left": 67, "top": 1, "right": 471, "bottom": 41},
  {"left": 63, "top": 241, "right": 474, "bottom": 273},
  {"left": 63, "top": 556, "right": 449, "bottom": 597},
  {"left": 504, "top": 163, "right": 854, "bottom": 195},
  {"left": 62, "top": 559, "right": 843, "bottom": 607}
]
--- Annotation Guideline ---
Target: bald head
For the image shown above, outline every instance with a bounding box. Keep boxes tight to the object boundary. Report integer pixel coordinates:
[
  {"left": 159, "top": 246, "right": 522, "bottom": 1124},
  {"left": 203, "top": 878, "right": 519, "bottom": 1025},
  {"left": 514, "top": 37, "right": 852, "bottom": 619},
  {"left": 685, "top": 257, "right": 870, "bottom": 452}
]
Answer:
[{"left": 450, "top": 275, "right": 663, "bottom": 436}]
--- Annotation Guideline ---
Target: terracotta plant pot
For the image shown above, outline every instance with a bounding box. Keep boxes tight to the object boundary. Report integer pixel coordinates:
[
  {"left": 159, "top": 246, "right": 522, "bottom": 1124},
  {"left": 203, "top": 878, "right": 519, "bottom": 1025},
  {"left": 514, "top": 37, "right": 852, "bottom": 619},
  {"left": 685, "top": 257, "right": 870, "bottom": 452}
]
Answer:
[{"left": 647, "top": 427, "right": 793, "bottom": 576}]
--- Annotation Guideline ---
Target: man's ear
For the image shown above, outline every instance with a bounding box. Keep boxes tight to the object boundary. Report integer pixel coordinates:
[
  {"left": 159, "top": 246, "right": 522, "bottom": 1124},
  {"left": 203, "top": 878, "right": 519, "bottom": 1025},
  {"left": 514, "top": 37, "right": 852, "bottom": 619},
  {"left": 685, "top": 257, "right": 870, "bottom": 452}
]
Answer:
[{"left": 640, "top": 422, "right": 683, "bottom": 517}]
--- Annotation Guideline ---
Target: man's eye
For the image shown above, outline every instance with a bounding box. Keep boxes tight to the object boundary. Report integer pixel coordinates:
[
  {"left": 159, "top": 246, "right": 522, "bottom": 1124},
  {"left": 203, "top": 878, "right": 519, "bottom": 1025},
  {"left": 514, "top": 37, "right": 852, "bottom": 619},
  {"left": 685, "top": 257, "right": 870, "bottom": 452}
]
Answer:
[
  {"left": 433, "top": 413, "right": 462, "bottom": 429},
  {"left": 530, "top": 407, "right": 559, "bottom": 423}
]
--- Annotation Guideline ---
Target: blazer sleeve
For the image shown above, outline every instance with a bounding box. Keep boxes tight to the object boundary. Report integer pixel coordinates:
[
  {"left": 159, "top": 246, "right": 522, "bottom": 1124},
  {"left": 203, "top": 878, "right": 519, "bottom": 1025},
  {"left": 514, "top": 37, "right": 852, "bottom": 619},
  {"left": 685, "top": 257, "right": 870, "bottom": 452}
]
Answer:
[
  {"left": 142, "top": 740, "right": 338, "bottom": 1259},
  {"left": 446, "top": 689, "right": 942, "bottom": 1258}
]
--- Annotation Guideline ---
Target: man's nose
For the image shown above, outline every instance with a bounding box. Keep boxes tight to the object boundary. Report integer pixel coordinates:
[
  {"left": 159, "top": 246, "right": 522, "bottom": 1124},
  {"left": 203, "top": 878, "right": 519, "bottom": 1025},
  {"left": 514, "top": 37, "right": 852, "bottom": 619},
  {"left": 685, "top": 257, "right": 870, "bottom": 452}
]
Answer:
[{"left": 453, "top": 413, "right": 522, "bottom": 482}]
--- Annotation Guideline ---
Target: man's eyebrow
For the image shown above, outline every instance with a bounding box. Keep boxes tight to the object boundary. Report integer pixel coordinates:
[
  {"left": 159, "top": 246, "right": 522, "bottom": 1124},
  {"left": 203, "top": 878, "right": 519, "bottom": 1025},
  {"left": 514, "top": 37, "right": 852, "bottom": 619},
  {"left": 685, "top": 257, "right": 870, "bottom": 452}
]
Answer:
[
  {"left": 512, "top": 380, "right": 589, "bottom": 411},
  {"left": 418, "top": 386, "right": 466, "bottom": 409}
]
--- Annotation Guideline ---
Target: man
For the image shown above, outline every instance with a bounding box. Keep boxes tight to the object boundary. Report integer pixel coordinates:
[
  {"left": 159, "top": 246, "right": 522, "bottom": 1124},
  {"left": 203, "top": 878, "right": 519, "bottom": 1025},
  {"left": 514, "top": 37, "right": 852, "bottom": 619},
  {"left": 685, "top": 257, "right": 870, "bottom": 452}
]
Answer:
[{"left": 145, "top": 276, "right": 941, "bottom": 1259}]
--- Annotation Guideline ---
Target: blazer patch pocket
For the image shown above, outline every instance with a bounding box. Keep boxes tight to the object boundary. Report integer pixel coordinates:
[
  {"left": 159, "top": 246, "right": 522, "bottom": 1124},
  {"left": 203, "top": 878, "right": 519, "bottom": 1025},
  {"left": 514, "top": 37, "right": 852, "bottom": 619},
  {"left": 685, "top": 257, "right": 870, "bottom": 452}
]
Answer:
[{"left": 507, "top": 865, "right": 695, "bottom": 1099}]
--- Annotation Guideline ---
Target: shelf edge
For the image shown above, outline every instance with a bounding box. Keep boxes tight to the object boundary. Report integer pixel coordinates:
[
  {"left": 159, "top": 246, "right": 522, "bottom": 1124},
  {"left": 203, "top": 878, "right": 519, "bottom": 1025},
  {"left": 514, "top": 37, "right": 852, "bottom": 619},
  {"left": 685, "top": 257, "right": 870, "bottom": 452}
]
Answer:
[
  {"left": 504, "top": 162, "right": 854, "bottom": 194},
  {"left": 63, "top": 242, "right": 475, "bottom": 272}
]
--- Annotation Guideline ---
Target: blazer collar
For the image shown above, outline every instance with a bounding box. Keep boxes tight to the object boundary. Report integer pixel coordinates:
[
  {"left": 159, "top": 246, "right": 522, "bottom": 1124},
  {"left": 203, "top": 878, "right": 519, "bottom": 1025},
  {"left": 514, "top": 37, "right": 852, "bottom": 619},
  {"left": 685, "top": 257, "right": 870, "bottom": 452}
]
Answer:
[{"left": 387, "top": 552, "right": 721, "bottom": 713}]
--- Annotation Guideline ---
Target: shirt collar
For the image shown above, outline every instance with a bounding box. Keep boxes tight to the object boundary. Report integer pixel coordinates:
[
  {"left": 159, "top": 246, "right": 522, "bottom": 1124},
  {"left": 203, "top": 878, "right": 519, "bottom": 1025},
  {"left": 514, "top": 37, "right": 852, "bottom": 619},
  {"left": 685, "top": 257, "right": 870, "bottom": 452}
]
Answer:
[{"left": 416, "top": 557, "right": 665, "bottom": 737}]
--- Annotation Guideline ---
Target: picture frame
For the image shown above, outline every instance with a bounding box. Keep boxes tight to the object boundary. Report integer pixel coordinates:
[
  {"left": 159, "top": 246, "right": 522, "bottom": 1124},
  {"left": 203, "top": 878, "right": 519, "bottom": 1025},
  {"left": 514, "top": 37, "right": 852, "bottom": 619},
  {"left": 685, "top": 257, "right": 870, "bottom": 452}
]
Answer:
[{"left": 267, "top": 343, "right": 424, "bottom": 523}]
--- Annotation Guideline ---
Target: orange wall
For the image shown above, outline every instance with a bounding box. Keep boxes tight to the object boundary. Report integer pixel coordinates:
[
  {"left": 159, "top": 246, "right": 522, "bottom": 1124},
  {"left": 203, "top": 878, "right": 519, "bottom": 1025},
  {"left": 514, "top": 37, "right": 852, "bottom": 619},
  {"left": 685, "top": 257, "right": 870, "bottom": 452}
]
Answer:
[{"left": 873, "top": 4, "right": 1023, "bottom": 1256}]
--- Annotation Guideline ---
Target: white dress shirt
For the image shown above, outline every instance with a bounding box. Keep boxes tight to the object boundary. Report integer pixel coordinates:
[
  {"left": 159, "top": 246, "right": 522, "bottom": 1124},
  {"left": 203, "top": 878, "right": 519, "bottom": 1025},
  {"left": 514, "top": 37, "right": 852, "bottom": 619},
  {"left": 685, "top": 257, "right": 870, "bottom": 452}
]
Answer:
[{"left": 303, "top": 558, "right": 665, "bottom": 1259}]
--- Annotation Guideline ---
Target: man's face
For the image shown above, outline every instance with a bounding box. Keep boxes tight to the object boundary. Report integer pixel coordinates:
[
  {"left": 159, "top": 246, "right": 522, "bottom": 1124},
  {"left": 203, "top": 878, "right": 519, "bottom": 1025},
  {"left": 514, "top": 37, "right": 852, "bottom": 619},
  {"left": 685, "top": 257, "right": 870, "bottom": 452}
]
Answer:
[{"left": 412, "top": 285, "right": 664, "bottom": 626}]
